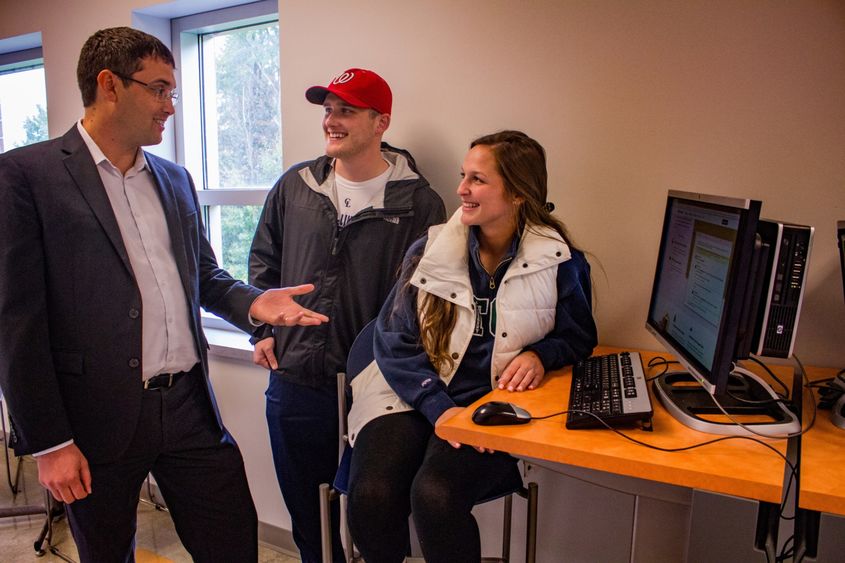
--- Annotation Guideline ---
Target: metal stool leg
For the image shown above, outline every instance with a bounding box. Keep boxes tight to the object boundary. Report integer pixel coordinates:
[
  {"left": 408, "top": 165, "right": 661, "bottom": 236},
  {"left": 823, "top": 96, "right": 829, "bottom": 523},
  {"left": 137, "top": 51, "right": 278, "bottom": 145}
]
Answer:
[
  {"left": 33, "top": 490, "right": 54, "bottom": 556},
  {"left": 1, "top": 398, "right": 22, "bottom": 495},
  {"left": 139, "top": 474, "right": 168, "bottom": 511},
  {"left": 32, "top": 491, "right": 74, "bottom": 562}
]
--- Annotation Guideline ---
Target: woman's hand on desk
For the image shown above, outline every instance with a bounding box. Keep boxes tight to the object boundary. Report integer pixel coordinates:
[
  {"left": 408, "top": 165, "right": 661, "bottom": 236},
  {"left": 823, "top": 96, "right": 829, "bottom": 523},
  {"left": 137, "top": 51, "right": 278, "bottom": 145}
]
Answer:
[
  {"left": 436, "top": 407, "right": 496, "bottom": 453},
  {"left": 498, "top": 350, "right": 545, "bottom": 392}
]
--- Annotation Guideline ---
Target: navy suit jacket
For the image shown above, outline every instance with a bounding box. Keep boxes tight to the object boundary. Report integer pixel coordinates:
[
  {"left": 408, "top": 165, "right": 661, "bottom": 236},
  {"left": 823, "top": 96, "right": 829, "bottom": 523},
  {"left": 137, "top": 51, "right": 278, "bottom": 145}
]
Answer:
[{"left": 0, "top": 125, "right": 262, "bottom": 462}]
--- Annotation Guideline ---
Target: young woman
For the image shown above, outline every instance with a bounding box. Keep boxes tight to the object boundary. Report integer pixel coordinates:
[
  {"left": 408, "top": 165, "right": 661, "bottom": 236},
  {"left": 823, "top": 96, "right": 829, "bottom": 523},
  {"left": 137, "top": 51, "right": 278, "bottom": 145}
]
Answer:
[{"left": 346, "top": 130, "right": 598, "bottom": 563}]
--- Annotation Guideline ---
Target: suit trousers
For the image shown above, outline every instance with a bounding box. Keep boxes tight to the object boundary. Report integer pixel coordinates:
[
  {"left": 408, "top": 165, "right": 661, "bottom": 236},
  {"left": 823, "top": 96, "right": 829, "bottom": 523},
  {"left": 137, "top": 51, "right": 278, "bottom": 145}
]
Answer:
[
  {"left": 265, "top": 375, "right": 345, "bottom": 563},
  {"left": 64, "top": 366, "right": 258, "bottom": 563}
]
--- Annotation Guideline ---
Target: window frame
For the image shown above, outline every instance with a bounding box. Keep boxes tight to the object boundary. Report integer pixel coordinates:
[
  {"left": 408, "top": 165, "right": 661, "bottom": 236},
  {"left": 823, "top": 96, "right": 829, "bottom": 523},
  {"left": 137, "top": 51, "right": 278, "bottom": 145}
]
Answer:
[
  {"left": 170, "top": 0, "right": 280, "bottom": 331},
  {"left": 0, "top": 47, "right": 44, "bottom": 72},
  {"left": 0, "top": 46, "right": 47, "bottom": 154}
]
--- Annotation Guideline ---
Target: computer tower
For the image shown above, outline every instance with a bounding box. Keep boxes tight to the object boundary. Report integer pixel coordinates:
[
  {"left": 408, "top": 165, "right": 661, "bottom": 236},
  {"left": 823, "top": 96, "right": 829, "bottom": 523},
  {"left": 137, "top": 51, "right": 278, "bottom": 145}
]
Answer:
[{"left": 752, "top": 220, "right": 814, "bottom": 358}]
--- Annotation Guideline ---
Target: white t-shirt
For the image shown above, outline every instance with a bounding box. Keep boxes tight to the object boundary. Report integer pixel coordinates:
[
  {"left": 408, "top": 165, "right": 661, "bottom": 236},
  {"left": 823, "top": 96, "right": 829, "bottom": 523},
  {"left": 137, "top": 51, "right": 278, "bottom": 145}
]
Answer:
[{"left": 335, "top": 161, "right": 393, "bottom": 227}]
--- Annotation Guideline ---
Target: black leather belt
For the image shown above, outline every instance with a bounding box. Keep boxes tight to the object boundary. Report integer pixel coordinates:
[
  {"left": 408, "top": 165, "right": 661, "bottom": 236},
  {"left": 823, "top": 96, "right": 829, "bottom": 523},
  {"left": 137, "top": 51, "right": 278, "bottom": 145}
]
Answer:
[{"left": 144, "top": 370, "right": 188, "bottom": 390}]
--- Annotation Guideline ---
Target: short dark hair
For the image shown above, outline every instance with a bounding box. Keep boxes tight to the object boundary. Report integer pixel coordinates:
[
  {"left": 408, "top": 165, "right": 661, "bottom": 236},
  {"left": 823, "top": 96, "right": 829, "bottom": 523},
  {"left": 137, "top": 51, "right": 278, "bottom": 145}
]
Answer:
[{"left": 77, "top": 27, "right": 175, "bottom": 107}]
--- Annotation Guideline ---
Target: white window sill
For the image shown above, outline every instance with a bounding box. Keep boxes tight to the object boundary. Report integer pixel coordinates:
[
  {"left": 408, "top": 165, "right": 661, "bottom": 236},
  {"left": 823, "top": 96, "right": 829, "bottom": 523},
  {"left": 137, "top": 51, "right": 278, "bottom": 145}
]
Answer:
[{"left": 205, "top": 327, "right": 254, "bottom": 362}]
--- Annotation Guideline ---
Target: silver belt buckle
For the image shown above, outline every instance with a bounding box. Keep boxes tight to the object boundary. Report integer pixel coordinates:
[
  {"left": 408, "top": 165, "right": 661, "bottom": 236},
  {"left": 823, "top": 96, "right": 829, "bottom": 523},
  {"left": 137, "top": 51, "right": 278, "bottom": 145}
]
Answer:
[{"left": 144, "top": 373, "right": 174, "bottom": 390}]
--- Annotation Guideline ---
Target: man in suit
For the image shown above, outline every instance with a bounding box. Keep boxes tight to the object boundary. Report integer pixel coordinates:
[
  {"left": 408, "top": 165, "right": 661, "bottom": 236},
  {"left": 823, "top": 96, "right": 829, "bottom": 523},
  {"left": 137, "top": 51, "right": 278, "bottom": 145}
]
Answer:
[{"left": 0, "top": 27, "right": 326, "bottom": 562}]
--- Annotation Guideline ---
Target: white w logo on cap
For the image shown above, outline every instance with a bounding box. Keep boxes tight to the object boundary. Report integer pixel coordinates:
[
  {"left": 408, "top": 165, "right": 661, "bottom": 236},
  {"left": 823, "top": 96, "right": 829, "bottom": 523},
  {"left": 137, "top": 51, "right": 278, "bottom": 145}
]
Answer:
[{"left": 332, "top": 71, "right": 354, "bottom": 84}]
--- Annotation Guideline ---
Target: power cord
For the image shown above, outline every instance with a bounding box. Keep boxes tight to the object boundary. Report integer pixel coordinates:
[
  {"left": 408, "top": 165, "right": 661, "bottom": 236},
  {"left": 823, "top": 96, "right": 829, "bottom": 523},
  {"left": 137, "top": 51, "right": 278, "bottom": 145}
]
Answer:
[
  {"left": 528, "top": 408, "right": 796, "bottom": 477},
  {"left": 748, "top": 355, "right": 791, "bottom": 399},
  {"left": 700, "top": 357, "right": 815, "bottom": 442},
  {"left": 776, "top": 533, "right": 795, "bottom": 562},
  {"left": 644, "top": 355, "right": 680, "bottom": 382}
]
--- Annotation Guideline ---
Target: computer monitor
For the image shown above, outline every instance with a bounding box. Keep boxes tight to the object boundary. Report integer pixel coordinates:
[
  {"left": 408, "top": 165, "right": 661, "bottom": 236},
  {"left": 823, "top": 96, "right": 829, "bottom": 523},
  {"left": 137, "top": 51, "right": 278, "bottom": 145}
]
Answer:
[
  {"left": 832, "top": 220, "right": 845, "bottom": 431},
  {"left": 838, "top": 220, "right": 845, "bottom": 304},
  {"left": 645, "top": 190, "right": 800, "bottom": 436}
]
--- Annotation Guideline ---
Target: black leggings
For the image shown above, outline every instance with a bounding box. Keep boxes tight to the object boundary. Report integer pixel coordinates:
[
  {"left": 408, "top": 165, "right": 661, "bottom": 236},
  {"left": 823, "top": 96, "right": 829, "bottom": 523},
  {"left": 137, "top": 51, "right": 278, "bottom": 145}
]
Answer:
[{"left": 347, "top": 411, "right": 520, "bottom": 563}]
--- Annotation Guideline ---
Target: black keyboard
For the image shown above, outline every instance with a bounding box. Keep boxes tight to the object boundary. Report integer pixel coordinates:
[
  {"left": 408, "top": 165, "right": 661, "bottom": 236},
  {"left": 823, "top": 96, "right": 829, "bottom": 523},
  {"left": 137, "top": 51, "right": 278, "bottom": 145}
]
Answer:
[{"left": 566, "top": 352, "right": 653, "bottom": 429}]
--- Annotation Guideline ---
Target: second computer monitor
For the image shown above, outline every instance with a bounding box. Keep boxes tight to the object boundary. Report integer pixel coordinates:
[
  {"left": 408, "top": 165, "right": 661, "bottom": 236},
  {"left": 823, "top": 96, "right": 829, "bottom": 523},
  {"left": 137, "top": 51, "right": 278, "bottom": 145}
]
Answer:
[{"left": 645, "top": 190, "right": 762, "bottom": 396}]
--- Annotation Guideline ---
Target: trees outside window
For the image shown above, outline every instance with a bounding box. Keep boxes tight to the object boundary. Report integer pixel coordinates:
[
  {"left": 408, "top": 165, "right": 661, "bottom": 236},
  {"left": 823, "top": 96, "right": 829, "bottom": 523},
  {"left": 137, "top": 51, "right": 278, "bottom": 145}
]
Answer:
[
  {"left": 209, "top": 23, "right": 281, "bottom": 191},
  {"left": 173, "top": 2, "right": 280, "bottom": 291},
  {"left": 0, "top": 64, "right": 47, "bottom": 153}
]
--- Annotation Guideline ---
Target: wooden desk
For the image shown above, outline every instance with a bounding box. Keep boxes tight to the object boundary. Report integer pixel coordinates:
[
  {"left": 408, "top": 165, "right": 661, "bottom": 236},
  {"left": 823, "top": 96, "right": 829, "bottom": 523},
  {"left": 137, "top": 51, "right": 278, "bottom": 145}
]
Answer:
[
  {"left": 437, "top": 346, "right": 791, "bottom": 504},
  {"left": 799, "top": 365, "right": 845, "bottom": 516}
]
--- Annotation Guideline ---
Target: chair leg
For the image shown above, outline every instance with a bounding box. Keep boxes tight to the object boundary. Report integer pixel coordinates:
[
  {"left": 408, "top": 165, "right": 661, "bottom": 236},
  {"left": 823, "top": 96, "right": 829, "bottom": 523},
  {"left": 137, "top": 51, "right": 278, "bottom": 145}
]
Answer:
[
  {"left": 319, "top": 483, "right": 337, "bottom": 563},
  {"left": 340, "top": 494, "right": 358, "bottom": 563},
  {"left": 320, "top": 484, "right": 360, "bottom": 563},
  {"left": 525, "top": 482, "right": 539, "bottom": 563}
]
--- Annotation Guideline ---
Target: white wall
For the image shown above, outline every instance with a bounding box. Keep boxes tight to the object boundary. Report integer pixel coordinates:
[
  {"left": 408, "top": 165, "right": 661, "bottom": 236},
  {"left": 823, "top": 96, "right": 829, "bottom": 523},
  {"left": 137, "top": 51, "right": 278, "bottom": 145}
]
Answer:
[{"left": 207, "top": 356, "right": 291, "bottom": 532}]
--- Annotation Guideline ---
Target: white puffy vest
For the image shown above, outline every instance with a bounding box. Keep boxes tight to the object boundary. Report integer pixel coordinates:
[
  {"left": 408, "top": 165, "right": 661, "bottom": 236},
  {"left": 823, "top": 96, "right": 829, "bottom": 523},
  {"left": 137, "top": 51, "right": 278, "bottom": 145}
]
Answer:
[{"left": 348, "top": 210, "right": 570, "bottom": 444}]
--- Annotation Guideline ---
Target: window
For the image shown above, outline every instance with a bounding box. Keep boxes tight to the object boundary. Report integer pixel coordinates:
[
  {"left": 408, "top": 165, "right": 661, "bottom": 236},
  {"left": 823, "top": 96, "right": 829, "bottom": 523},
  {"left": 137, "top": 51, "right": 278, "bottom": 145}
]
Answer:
[
  {"left": 0, "top": 47, "right": 48, "bottom": 153},
  {"left": 172, "top": 1, "right": 280, "bottom": 289}
]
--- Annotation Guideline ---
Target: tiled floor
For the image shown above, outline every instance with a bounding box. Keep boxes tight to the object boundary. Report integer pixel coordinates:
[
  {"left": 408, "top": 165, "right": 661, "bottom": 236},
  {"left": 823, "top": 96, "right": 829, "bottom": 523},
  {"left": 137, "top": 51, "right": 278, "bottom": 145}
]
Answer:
[{"left": 0, "top": 453, "right": 299, "bottom": 562}]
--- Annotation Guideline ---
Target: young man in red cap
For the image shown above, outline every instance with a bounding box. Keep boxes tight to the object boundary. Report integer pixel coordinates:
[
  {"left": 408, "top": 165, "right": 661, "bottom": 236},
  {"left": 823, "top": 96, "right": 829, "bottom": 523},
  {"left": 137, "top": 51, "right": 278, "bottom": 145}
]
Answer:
[{"left": 248, "top": 68, "right": 445, "bottom": 562}]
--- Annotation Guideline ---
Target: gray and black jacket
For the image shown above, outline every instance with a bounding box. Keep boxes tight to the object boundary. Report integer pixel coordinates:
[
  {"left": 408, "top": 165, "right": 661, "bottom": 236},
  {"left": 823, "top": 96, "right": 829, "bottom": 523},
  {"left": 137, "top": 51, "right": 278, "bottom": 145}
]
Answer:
[{"left": 248, "top": 143, "right": 446, "bottom": 391}]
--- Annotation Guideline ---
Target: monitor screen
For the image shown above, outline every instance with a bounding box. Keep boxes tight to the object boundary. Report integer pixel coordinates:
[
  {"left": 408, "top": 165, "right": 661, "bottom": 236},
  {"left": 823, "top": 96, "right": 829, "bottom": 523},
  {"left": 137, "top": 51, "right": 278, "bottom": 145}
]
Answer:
[{"left": 646, "top": 190, "right": 762, "bottom": 395}]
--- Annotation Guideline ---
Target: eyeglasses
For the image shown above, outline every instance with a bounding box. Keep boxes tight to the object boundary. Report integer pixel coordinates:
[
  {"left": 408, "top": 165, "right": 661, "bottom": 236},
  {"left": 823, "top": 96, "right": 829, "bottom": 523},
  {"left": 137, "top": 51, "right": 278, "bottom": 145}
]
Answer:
[{"left": 113, "top": 72, "right": 180, "bottom": 105}]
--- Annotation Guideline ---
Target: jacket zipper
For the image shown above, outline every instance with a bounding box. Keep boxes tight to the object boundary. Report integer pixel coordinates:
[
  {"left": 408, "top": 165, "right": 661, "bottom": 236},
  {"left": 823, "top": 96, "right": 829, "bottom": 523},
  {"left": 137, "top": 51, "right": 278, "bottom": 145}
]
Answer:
[{"left": 330, "top": 206, "right": 414, "bottom": 256}]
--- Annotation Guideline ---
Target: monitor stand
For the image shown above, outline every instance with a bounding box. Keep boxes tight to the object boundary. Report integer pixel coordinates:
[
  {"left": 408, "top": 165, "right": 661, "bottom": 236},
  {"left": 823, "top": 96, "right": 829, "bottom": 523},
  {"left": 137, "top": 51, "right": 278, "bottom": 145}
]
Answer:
[{"left": 653, "top": 369, "right": 801, "bottom": 437}]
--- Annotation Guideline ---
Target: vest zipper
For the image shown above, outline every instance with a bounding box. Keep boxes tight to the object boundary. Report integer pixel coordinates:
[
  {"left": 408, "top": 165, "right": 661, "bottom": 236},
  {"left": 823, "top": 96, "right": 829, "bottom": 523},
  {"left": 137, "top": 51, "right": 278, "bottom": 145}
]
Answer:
[{"left": 483, "top": 256, "right": 513, "bottom": 290}]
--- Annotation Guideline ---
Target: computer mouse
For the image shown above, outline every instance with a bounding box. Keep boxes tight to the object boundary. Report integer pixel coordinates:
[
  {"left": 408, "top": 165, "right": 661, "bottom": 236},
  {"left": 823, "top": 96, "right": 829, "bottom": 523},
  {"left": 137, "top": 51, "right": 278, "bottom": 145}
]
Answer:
[
  {"left": 471, "top": 401, "right": 532, "bottom": 426},
  {"left": 831, "top": 394, "right": 845, "bottom": 431}
]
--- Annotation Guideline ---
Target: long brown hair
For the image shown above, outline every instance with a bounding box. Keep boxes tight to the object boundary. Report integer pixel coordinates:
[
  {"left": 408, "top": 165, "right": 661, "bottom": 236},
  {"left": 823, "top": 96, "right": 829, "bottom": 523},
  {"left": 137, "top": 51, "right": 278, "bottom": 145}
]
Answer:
[
  {"left": 408, "top": 130, "right": 577, "bottom": 372},
  {"left": 472, "top": 130, "right": 577, "bottom": 247}
]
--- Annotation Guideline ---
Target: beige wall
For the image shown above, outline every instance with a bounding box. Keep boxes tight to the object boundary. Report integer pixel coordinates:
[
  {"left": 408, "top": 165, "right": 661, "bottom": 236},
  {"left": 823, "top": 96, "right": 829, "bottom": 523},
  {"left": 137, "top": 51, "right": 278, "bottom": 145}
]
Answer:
[{"left": 3, "top": 0, "right": 841, "bottom": 367}]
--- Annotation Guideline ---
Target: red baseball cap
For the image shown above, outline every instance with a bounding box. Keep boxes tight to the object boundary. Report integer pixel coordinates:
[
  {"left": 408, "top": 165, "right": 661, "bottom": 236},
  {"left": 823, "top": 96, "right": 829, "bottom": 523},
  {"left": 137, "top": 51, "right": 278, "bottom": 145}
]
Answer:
[{"left": 305, "top": 68, "right": 392, "bottom": 115}]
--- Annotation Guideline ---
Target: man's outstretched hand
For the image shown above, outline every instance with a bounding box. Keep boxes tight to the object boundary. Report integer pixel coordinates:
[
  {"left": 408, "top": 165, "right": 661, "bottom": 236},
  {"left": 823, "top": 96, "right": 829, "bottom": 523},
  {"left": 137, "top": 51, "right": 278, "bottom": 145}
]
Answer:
[{"left": 249, "top": 284, "right": 329, "bottom": 327}]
